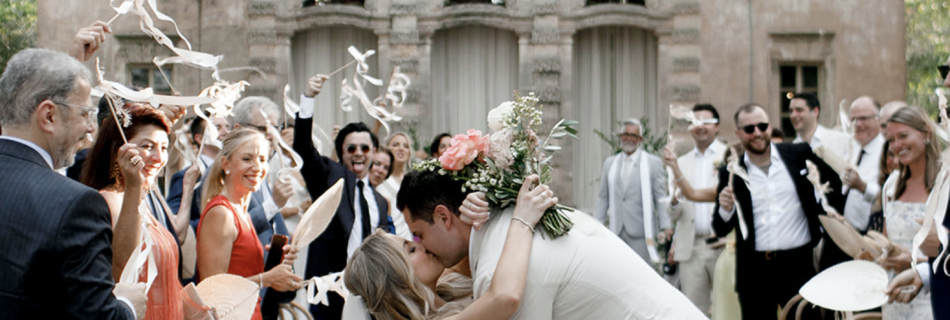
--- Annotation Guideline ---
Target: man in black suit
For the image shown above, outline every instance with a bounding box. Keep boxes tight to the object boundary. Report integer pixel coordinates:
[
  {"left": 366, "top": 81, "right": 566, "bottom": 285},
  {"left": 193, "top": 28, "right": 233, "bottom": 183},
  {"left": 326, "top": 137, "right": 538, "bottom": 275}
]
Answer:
[
  {"left": 293, "top": 75, "right": 392, "bottom": 319},
  {"left": 713, "top": 103, "right": 845, "bottom": 320},
  {"left": 0, "top": 49, "right": 146, "bottom": 319}
]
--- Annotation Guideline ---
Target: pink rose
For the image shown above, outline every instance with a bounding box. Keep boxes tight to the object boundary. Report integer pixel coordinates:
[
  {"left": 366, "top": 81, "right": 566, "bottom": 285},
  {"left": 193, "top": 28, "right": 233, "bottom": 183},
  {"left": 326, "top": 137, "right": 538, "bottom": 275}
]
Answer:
[{"left": 439, "top": 129, "right": 490, "bottom": 170}]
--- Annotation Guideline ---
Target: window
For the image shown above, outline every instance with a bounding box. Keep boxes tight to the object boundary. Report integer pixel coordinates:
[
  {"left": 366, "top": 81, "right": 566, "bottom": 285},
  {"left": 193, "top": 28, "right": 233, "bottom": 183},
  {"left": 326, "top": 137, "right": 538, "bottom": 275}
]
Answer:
[
  {"left": 779, "top": 64, "right": 821, "bottom": 138},
  {"left": 129, "top": 65, "right": 173, "bottom": 95},
  {"left": 586, "top": 0, "right": 644, "bottom": 6}
]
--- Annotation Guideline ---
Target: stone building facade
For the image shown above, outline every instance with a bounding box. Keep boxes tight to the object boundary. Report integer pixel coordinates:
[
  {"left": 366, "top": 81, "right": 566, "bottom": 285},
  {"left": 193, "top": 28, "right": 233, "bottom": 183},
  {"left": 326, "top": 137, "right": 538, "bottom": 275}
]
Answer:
[{"left": 38, "top": 0, "right": 905, "bottom": 211}]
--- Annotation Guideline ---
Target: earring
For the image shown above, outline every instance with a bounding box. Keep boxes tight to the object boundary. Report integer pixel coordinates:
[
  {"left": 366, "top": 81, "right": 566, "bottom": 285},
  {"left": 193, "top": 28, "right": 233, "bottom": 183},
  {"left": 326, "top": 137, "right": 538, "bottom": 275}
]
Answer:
[
  {"left": 224, "top": 169, "right": 230, "bottom": 175},
  {"left": 110, "top": 163, "right": 123, "bottom": 188},
  {"left": 926, "top": 139, "right": 931, "bottom": 145}
]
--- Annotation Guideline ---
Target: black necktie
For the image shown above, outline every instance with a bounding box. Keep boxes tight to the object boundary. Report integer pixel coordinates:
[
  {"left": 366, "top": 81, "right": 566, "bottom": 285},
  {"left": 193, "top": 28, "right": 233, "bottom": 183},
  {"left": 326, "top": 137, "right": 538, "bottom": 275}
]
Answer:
[
  {"left": 856, "top": 149, "right": 865, "bottom": 166},
  {"left": 357, "top": 180, "right": 372, "bottom": 239}
]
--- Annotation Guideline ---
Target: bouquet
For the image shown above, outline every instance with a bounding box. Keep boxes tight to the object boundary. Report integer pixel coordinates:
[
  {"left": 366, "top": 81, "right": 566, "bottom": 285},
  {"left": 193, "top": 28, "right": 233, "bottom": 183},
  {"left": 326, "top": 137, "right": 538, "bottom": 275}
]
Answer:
[{"left": 414, "top": 93, "right": 578, "bottom": 238}]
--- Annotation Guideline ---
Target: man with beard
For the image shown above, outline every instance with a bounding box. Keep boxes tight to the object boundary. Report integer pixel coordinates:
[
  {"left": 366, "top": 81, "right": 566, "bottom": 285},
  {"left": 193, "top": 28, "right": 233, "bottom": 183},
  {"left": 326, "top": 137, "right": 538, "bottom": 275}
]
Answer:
[
  {"left": 666, "top": 103, "right": 726, "bottom": 315},
  {"left": 293, "top": 75, "right": 391, "bottom": 319},
  {"left": 714, "top": 104, "right": 845, "bottom": 320},
  {"left": 595, "top": 118, "right": 672, "bottom": 264},
  {"left": 0, "top": 48, "right": 147, "bottom": 319}
]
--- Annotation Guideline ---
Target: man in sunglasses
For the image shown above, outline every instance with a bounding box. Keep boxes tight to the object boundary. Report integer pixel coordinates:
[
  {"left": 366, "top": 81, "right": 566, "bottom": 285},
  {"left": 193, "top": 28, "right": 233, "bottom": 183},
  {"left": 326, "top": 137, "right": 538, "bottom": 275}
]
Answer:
[
  {"left": 594, "top": 118, "right": 672, "bottom": 266},
  {"left": 712, "top": 104, "right": 845, "bottom": 320},
  {"left": 293, "top": 75, "right": 392, "bottom": 319},
  {"left": 664, "top": 103, "right": 727, "bottom": 316},
  {"left": 789, "top": 92, "right": 851, "bottom": 160}
]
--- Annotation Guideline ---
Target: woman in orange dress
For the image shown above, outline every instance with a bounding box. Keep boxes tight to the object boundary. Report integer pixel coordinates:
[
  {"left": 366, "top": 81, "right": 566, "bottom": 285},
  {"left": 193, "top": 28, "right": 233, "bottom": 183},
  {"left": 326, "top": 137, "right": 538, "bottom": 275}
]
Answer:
[
  {"left": 81, "top": 104, "right": 196, "bottom": 319},
  {"left": 196, "top": 129, "right": 301, "bottom": 320}
]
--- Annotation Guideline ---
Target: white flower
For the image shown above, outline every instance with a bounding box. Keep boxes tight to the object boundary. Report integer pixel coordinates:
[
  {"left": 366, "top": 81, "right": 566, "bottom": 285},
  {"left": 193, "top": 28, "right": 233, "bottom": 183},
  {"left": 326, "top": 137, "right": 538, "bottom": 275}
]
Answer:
[
  {"left": 489, "top": 129, "right": 514, "bottom": 169},
  {"left": 487, "top": 101, "right": 515, "bottom": 132}
]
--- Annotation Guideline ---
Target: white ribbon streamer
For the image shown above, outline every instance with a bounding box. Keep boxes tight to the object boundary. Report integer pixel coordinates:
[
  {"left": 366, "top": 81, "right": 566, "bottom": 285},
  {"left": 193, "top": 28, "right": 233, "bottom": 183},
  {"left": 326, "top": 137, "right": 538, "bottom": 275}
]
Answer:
[
  {"left": 304, "top": 272, "right": 350, "bottom": 306},
  {"left": 118, "top": 214, "right": 158, "bottom": 294}
]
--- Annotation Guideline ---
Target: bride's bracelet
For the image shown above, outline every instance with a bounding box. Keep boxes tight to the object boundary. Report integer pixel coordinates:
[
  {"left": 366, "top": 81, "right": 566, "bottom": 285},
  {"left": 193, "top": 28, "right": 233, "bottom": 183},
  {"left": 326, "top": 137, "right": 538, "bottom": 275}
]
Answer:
[{"left": 512, "top": 217, "right": 535, "bottom": 233}]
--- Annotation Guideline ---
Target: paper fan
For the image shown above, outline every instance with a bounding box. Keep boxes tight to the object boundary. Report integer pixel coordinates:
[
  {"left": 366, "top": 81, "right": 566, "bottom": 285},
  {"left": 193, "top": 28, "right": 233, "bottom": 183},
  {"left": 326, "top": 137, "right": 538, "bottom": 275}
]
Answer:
[
  {"left": 799, "top": 260, "right": 888, "bottom": 312},
  {"left": 293, "top": 178, "right": 345, "bottom": 248},
  {"left": 819, "top": 215, "right": 877, "bottom": 259},
  {"left": 194, "top": 274, "right": 260, "bottom": 320}
]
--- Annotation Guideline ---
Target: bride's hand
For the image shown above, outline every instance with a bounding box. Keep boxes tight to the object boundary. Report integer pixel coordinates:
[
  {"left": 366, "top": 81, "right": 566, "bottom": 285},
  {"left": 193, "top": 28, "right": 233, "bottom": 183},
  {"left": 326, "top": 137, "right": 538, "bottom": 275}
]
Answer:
[
  {"left": 460, "top": 192, "right": 490, "bottom": 230},
  {"left": 512, "top": 175, "right": 558, "bottom": 229}
]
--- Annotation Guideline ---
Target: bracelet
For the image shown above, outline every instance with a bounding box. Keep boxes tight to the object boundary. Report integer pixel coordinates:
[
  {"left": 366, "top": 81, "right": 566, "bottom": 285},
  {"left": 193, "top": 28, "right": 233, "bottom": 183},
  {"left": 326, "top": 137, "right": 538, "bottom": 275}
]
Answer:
[
  {"left": 259, "top": 273, "right": 264, "bottom": 288},
  {"left": 512, "top": 217, "right": 535, "bottom": 233}
]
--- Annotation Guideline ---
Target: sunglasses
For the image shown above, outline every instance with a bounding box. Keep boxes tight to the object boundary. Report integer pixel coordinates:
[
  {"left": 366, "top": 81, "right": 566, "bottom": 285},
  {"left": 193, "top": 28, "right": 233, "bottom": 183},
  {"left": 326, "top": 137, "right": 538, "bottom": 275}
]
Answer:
[
  {"left": 741, "top": 122, "right": 769, "bottom": 134},
  {"left": 939, "top": 65, "right": 949, "bottom": 80},
  {"left": 346, "top": 144, "right": 371, "bottom": 154}
]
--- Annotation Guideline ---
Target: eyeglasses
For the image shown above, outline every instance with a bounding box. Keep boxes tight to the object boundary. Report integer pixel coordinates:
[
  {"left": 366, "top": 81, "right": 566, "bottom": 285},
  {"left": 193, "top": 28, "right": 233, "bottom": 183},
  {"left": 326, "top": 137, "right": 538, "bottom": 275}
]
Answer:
[
  {"left": 850, "top": 115, "right": 877, "bottom": 123},
  {"left": 346, "top": 144, "right": 371, "bottom": 154},
  {"left": 618, "top": 133, "right": 641, "bottom": 139},
  {"left": 740, "top": 122, "right": 769, "bottom": 134},
  {"left": 52, "top": 100, "right": 98, "bottom": 124},
  {"left": 939, "top": 65, "right": 950, "bottom": 80}
]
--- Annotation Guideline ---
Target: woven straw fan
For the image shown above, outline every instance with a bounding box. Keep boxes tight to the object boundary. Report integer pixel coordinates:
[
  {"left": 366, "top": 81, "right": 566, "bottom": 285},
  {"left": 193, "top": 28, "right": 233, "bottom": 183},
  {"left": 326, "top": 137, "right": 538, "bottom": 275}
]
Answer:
[
  {"left": 190, "top": 274, "right": 260, "bottom": 320},
  {"left": 293, "top": 178, "right": 345, "bottom": 249},
  {"left": 799, "top": 260, "right": 889, "bottom": 312}
]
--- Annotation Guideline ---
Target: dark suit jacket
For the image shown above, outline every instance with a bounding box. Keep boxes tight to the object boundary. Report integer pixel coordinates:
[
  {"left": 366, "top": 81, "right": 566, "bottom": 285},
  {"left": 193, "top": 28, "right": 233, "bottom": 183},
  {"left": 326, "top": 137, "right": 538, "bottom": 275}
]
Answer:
[
  {"left": 293, "top": 116, "right": 391, "bottom": 318},
  {"left": 712, "top": 143, "right": 845, "bottom": 292},
  {"left": 0, "top": 139, "right": 135, "bottom": 319},
  {"left": 931, "top": 204, "right": 950, "bottom": 319}
]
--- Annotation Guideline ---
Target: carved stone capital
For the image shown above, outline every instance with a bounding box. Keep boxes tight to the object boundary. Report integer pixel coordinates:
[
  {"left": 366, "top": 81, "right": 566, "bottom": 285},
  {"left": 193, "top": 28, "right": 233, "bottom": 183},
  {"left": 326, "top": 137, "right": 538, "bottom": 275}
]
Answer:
[
  {"left": 672, "top": 85, "right": 700, "bottom": 102},
  {"left": 532, "top": 2, "right": 557, "bottom": 15},
  {"left": 391, "top": 58, "right": 419, "bottom": 74},
  {"left": 532, "top": 58, "right": 561, "bottom": 73},
  {"left": 531, "top": 28, "right": 560, "bottom": 44},
  {"left": 250, "top": 58, "right": 278, "bottom": 74},
  {"left": 671, "top": 28, "right": 699, "bottom": 44},
  {"left": 390, "top": 30, "right": 420, "bottom": 44},
  {"left": 672, "top": 57, "right": 699, "bottom": 73},
  {"left": 673, "top": 2, "right": 699, "bottom": 15},
  {"left": 248, "top": 1, "right": 276, "bottom": 16},
  {"left": 390, "top": 3, "right": 421, "bottom": 15}
]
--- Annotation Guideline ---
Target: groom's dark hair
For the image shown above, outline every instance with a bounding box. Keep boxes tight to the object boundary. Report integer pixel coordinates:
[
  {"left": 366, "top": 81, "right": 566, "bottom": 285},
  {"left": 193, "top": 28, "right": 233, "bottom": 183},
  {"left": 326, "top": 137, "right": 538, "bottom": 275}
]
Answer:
[{"left": 397, "top": 170, "right": 467, "bottom": 224}]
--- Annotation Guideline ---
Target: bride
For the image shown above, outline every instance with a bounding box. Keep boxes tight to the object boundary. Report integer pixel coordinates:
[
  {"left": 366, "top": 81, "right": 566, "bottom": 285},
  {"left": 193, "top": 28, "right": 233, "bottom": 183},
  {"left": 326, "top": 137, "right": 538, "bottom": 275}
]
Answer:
[{"left": 343, "top": 175, "right": 554, "bottom": 319}]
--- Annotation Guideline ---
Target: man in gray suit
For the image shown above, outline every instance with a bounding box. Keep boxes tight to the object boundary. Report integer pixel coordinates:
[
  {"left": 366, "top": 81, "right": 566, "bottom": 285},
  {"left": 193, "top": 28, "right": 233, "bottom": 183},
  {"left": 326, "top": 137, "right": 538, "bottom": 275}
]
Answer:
[
  {"left": 595, "top": 118, "right": 672, "bottom": 264},
  {"left": 0, "top": 49, "right": 146, "bottom": 319}
]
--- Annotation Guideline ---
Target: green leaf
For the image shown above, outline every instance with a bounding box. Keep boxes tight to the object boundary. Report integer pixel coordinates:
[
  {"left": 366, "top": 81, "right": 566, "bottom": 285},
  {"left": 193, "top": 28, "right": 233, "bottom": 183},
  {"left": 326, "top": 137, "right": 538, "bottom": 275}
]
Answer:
[{"left": 544, "top": 145, "right": 562, "bottom": 152}]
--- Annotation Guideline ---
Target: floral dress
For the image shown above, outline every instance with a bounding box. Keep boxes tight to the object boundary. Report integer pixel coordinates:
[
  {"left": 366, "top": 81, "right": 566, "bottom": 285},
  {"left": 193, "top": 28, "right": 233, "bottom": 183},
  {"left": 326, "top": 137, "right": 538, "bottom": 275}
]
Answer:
[{"left": 883, "top": 200, "right": 933, "bottom": 320}]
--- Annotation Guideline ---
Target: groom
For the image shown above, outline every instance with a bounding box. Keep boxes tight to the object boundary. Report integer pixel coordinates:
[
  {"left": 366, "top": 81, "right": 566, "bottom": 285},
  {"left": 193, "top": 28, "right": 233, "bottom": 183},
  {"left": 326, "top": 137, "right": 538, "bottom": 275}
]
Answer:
[{"left": 397, "top": 170, "right": 706, "bottom": 319}]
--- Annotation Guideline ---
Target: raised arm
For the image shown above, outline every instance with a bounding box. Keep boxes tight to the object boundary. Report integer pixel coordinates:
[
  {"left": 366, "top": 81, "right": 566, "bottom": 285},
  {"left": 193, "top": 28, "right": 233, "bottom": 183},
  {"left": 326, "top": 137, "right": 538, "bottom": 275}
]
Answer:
[
  {"left": 448, "top": 175, "right": 555, "bottom": 320},
  {"left": 293, "top": 75, "right": 335, "bottom": 199},
  {"left": 107, "top": 144, "right": 146, "bottom": 282},
  {"left": 711, "top": 165, "right": 736, "bottom": 238}
]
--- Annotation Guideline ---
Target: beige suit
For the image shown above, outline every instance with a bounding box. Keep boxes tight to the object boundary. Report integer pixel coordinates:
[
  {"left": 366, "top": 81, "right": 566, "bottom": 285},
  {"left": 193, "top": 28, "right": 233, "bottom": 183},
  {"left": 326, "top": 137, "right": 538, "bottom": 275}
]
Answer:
[{"left": 667, "top": 140, "right": 726, "bottom": 315}]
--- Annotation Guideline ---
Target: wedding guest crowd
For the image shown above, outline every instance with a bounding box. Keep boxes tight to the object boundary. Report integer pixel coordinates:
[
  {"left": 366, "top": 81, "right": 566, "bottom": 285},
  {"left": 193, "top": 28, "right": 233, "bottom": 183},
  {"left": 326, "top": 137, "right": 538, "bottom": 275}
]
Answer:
[{"left": 6, "top": 19, "right": 950, "bottom": 320}]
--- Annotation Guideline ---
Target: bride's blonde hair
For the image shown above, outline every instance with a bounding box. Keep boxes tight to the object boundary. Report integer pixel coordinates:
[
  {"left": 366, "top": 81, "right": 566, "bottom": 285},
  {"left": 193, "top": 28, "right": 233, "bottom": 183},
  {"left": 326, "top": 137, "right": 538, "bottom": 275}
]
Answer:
[{"left": 344, "top": 230, "right": 470, "bottom": 320}]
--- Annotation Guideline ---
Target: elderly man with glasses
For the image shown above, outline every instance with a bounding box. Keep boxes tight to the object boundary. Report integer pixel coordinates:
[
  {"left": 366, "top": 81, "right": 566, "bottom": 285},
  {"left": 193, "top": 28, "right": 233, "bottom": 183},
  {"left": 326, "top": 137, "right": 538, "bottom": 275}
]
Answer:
[{"left": 594, "top": 118, "right": 672, "bottom": 265}]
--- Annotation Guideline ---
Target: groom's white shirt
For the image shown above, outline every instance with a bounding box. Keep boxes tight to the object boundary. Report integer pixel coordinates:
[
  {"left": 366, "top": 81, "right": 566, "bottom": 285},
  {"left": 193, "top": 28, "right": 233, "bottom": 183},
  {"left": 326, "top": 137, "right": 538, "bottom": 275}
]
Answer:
[{"left": 469, "top": 208, "right": 707, "bottom": 319}]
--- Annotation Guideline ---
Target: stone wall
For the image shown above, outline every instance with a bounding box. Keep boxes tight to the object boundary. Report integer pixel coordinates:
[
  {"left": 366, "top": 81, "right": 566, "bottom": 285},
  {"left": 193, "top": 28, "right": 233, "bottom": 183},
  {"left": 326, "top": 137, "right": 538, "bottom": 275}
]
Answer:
[{"left": 36, "top": 0, "right": 906, "bottom": 209}]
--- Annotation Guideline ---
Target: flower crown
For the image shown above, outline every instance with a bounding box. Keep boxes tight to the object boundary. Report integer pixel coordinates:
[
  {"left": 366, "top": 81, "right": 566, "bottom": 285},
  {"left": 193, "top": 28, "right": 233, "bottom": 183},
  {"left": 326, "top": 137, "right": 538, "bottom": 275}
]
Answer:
[{"left": 414, "top": 93, "right": 577, "bottom": 238}]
